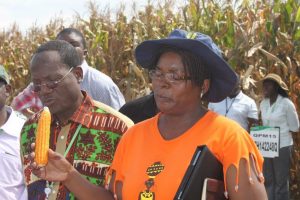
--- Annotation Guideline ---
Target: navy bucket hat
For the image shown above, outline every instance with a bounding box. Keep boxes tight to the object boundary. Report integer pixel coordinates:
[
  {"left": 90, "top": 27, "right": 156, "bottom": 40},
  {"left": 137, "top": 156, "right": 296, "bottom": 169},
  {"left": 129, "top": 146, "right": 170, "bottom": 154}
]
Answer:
[{"left": 135, "top": 29, "right": 237, "bottom": 103}]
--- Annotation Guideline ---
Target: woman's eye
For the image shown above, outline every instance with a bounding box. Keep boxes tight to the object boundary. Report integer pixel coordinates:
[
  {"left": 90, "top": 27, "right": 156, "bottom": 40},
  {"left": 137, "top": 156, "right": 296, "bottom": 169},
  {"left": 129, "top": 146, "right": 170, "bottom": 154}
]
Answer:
[{"left": 172, "top": 74, "right": 181, "bottom": 80}]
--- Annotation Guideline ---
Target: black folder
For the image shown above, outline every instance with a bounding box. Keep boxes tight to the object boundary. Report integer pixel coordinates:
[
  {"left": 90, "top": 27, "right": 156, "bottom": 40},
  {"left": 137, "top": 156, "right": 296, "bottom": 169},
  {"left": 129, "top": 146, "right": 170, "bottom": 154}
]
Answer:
[{"left": 174, "top": 145, "right": 224, "bottom": 200}]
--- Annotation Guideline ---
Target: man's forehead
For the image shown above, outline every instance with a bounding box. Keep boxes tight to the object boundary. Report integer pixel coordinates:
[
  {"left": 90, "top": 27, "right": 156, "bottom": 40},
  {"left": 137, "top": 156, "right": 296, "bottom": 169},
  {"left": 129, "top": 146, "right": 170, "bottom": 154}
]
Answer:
[
  {"left": 57, "top": 32, "right": 82, "bottom": 46},
  {"left": 32, "top": 50, "right": 60, "bottom": 62},
  {"left": 30, "top": 51, "right": 63, "bottom": 69}
]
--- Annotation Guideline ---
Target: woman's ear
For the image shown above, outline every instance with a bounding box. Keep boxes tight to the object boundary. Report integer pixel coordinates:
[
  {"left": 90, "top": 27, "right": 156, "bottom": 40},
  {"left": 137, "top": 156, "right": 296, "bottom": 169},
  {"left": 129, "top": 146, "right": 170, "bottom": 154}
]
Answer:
[{"left": 202, "top": 79, "right": 210, "bottom": 95}]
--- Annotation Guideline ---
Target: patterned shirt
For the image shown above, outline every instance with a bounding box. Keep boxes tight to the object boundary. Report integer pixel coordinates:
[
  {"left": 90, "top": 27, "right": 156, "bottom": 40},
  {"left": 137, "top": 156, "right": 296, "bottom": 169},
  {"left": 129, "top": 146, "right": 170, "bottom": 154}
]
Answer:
[
  {"left": 11, "top": 60, "right": 125, "bottom": 112},
  {"left": 21, "top": 92, "right": 133, "bottom": 200}
]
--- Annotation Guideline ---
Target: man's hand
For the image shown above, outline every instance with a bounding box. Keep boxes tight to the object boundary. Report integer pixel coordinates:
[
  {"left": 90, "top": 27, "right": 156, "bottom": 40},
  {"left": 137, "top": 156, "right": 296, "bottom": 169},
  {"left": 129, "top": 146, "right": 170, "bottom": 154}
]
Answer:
[{"left": 30, "top": 143, "right": 74, "bottom": 182}]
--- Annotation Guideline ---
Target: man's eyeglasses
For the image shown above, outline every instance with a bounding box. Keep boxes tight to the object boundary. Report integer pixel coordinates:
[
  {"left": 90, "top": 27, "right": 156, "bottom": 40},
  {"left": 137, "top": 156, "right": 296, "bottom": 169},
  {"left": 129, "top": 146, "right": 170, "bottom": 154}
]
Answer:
[
  {"left": 32, "top": 67, "right": 73, "bottom": 92},
  {"left": 148, "top": 69, "right": 191, "bottom": 83}
]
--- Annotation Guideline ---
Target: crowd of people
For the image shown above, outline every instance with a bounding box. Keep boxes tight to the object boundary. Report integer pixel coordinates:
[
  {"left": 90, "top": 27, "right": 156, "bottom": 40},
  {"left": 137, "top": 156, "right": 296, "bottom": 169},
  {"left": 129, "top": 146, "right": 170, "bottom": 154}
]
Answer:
[{"left": 0, "top": 27, "right": 299, "bottom": 200}]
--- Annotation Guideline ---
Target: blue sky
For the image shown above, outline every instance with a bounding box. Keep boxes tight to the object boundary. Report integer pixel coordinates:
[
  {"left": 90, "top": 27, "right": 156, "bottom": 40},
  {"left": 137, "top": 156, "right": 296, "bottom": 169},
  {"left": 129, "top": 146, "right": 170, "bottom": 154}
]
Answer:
[{"left": 0, "top": 0, "right": 162, "bottom": 32}]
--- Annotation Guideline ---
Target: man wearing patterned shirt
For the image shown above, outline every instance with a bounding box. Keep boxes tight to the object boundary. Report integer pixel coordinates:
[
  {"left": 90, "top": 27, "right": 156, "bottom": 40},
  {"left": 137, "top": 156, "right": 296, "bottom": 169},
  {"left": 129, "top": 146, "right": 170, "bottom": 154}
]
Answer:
[
  {"left": 11, "top": 28, "right": 125, "bottom": 117},
  {"left": 20, "top": 40, "right": 133, "bottom": 200}
]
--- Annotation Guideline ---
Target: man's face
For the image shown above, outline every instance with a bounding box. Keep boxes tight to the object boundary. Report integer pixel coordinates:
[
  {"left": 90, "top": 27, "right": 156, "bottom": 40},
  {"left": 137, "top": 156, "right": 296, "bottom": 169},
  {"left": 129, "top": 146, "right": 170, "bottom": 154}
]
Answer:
[{"left": 30, "top": 50, "right": 81, "bottom": 115}]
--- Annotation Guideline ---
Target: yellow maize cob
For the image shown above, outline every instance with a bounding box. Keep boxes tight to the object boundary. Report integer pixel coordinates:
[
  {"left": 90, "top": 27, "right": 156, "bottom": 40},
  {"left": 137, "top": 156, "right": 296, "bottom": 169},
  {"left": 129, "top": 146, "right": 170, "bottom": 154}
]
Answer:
[{"left": 35, "top": 107, "right": 51, "bottom": 166}]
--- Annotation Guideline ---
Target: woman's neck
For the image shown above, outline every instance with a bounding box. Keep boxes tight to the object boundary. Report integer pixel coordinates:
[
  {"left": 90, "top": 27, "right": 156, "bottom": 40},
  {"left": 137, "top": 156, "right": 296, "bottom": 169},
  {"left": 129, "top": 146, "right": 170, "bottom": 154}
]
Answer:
[
  {"left": 269, "top": 93, "right": 278, "bottom": 106},
  {"left": 158, "top": 105, "right": 207, "bottom": 140}
]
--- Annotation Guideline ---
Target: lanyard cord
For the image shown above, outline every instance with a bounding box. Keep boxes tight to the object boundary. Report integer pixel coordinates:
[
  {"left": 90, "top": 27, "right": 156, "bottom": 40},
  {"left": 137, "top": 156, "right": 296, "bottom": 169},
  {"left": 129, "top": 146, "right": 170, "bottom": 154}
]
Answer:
[
  {"left": 46, "top": 123, "right": 82, "bottom": 199},
  {"left": 225, "top": 97, "right": 236, "bottom": 116},
  {"left": 64, "top": 124, "right": 82, "bottom": 157}
]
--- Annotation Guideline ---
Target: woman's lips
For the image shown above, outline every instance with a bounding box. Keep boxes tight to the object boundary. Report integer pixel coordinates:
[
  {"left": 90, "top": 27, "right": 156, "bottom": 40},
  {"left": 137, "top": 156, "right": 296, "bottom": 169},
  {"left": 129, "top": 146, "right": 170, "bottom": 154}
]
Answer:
[{"left": 155, "top": 94, "right": 172, "bottom": 102}]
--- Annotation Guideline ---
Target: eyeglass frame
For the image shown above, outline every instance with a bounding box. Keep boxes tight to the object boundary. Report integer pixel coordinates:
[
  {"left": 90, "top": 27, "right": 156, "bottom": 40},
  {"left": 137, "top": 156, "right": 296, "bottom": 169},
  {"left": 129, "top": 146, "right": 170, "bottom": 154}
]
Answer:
[
  {"left": 32, "top": 67, "right": 74, "bottom": 92},
  {"left": 148, "top": 68, "right": 191, "bottom": 83}
]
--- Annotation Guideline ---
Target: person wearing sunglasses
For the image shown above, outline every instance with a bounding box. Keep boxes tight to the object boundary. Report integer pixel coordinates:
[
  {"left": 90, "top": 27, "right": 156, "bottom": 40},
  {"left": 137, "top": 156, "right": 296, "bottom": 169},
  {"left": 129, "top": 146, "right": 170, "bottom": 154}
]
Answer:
[
  {"left": 20, "top": 40, "right": 133, "bottom": 200},
  {"left": 29, "top": 29, "right": 267, "bottom": 200}
]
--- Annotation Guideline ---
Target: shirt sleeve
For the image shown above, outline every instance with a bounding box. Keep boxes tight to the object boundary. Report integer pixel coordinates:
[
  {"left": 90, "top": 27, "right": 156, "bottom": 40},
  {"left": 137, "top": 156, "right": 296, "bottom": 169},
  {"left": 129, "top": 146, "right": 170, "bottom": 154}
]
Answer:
[
  {"left": 286, "top": 99, "right": 299, "bottom": 132},
  {"left": 109, "top": 132, "right": 126, "bottom": 182},
  {"left": 216, "top": 125, "right": 264, "bottom": 191},
  {"left": 83, "top": 68, "right": 125, "bottom": 110},
  {"left": 107, "top": 85, "right": 126, "bottom": 110},
  {"left": 247, "top": 99, "right": 258, "bottom": 120}
]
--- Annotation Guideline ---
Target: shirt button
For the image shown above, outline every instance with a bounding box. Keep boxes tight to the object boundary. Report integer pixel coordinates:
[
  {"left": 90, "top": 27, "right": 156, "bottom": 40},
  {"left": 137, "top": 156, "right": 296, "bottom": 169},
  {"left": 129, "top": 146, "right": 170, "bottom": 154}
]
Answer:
[{"left": 60, "top": 135, "right": 65, "bottom": 140}]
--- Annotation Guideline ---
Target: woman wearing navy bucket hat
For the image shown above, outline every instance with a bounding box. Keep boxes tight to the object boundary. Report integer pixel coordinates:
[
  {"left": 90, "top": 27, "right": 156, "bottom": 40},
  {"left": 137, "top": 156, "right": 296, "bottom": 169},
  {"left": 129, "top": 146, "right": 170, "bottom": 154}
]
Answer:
[{"left": 29, "top": 29, "right": 267, "bottom": 200}]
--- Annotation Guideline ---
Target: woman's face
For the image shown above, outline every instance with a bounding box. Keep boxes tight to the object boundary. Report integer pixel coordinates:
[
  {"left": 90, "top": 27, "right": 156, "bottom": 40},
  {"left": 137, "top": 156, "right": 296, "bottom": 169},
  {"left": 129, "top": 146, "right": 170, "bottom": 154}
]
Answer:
[
  {"left": 152, "top": 51, "right": 202, "bottom": 114},
  {"left": 262, "top": 80, "right": 277, "bottom": 98}
]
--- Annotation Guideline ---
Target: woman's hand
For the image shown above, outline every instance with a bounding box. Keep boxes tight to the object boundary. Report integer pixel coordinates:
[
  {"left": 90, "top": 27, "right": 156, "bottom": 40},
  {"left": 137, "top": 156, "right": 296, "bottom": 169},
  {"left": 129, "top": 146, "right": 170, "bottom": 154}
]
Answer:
[{"left": 30, "top": 143, "right": 74, "bottom": 182}]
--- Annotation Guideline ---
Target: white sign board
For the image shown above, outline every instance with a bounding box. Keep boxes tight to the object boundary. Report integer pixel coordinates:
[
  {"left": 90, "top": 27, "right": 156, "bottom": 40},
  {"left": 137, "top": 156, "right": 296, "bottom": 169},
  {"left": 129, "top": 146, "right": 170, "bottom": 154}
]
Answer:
[{"left": 250, "top": 126, "right": 280, "bottom": 158}]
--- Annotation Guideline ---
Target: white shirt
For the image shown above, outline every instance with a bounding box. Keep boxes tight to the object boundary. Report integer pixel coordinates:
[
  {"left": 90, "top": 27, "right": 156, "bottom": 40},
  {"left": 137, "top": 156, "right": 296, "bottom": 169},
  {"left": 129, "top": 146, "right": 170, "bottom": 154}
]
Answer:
[
  {"left": 208, "top": 91, "right": 258, "bottom": 130},
  {"left": 260, "top": 95, "right": 299, "bottom": 148},
  {"left": 81, "top": 61, "right": 125, "bottom": 109},
  {"left": 0, "top": 107, "right": 27, "bottom": 200}
]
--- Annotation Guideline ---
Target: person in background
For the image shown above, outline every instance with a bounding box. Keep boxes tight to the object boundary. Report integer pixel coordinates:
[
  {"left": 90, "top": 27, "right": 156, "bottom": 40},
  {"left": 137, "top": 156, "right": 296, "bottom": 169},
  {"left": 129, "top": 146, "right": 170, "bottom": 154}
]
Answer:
[
  {"left": 20, "top": 40, "right": 133, "bottom": 200},
  {"left": 29, "top": 29, "right": 267, "bottom": 200},
  {"left": 119, "top": 92, "right": 157, "bottom": 123},
  {"left": 10, "top": 83, "right": 42, "bottom": 117},
  {"left": 260, "top": 73, "right": 299, "bottom": 200},
  {"left": 11, "top": 28, "right": 125, "bottom": 117},
  {"left": 0, "top": 65, "right": 27, "bottom": 200},
  {"left": 208, "top": 76, "right": 258, "bottom": 131}
]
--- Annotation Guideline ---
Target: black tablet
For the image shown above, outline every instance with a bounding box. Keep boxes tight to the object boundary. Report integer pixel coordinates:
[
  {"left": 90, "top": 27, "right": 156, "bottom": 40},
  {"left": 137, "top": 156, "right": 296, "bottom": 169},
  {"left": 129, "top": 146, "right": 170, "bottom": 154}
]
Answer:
[{"left": 174, "top": 145, "right": 224, "bottom": 200}]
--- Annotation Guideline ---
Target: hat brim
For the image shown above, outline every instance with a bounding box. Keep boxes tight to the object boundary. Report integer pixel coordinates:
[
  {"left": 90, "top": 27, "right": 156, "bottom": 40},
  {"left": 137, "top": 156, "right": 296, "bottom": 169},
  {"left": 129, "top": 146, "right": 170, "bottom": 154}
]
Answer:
[
  {"left": 260, "top": 77, "right": 289, "bottom": 91},
  {"left": 135, "top": 39, "right": 237, "bottom": 102}
]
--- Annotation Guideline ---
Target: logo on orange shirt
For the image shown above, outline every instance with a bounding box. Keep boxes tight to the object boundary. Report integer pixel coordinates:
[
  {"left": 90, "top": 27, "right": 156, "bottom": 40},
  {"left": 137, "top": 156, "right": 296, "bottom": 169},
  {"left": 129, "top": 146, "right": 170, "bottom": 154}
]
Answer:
[{"left": 138, "top": 161, "right": 165, "bottom": 200}]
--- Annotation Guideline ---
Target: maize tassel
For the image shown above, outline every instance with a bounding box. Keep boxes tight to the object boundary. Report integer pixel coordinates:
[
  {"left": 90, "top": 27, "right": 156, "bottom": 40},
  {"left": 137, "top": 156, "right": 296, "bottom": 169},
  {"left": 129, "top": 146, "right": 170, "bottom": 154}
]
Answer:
[{"left": 35, "top": 107, "right": 51, "bottom": 166}]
